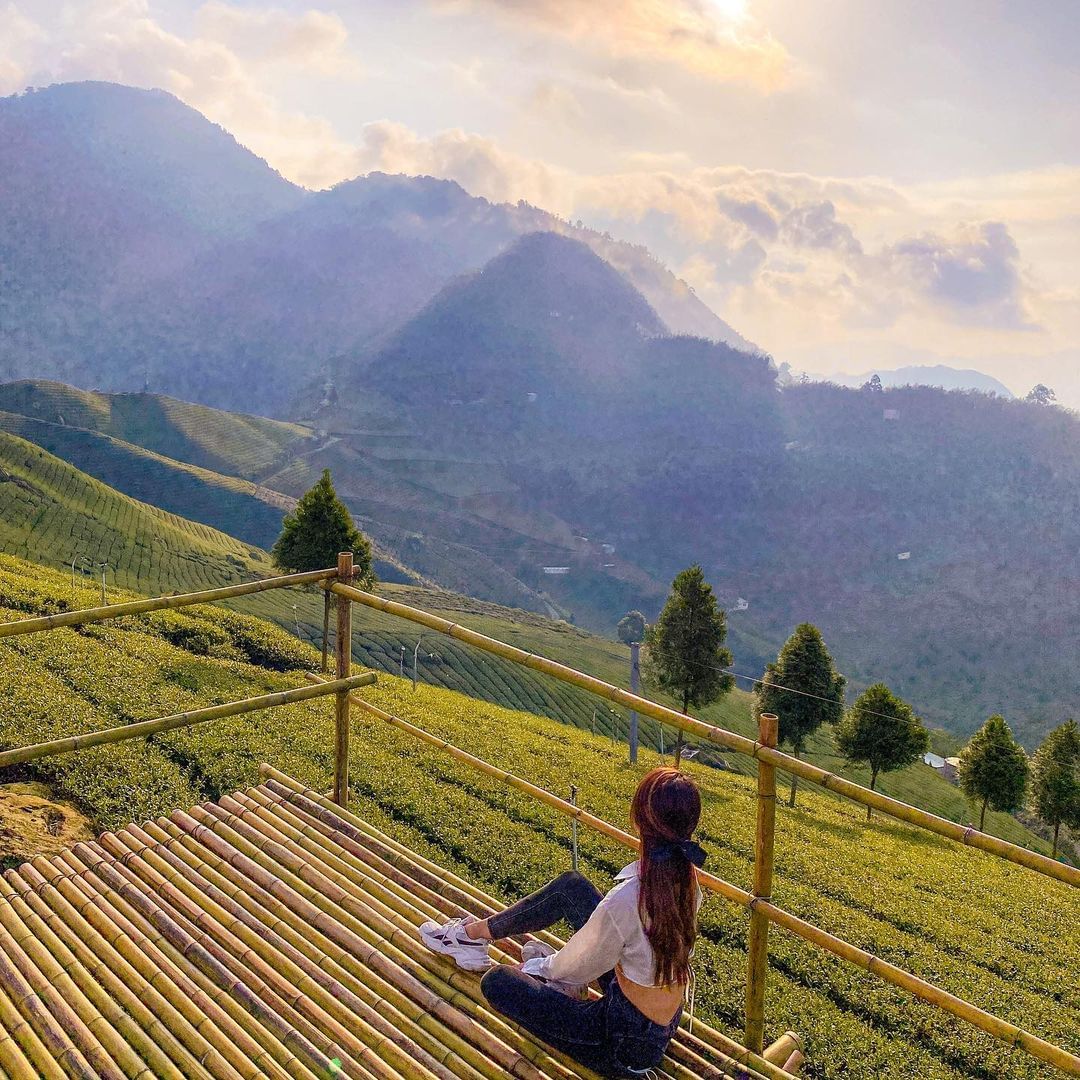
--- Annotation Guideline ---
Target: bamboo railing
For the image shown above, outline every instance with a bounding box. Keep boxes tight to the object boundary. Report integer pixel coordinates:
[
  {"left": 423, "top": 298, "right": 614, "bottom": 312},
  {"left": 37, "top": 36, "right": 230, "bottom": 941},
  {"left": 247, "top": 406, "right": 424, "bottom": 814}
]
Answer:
[
  {"left": 328, "top": 581, "right": 1078, "bottom": 889},
  {"left": 0, "top": 673, "right": 375, "bottom": 770},
  {"left": 0, "top": 567, "right": 341, "bottom": 639}
]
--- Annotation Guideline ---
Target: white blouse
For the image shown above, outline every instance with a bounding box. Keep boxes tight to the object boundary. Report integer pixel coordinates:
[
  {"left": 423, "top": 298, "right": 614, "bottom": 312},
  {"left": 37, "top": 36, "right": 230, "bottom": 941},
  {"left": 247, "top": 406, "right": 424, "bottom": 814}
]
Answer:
[{"left": 520, "top": 861, "right": 702, "bottom": 989}]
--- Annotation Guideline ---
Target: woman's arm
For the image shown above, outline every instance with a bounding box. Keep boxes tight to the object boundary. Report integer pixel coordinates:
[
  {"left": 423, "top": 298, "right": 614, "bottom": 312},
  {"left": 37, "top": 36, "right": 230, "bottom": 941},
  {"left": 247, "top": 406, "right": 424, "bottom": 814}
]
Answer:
[{"left": 520, "top": 902, "right": 625, "bottom": 986}]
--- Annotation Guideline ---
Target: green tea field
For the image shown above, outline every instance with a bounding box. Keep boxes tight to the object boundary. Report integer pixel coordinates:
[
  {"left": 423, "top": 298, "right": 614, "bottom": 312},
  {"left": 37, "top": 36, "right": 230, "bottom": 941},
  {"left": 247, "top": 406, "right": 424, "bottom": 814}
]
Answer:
[
  {"left": 0, "top": 555, "right": 1074, "bottom": 1080},
  {"left": 0, "top": 422, "right": 1048, "bottom": 849}
]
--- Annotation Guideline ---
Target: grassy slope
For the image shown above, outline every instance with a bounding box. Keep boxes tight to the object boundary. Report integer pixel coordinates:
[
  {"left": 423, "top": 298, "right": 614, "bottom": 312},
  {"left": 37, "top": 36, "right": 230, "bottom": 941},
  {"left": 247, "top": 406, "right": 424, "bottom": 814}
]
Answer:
[
  {"left": 0, "top": 380, "right": 310, "bottom": 479},
  {"left": 0, "top": 554, "right": 1074, "bottom": 1080},
  {"left": 0, "top": 432, "right": 1048, "bottom": 851}
]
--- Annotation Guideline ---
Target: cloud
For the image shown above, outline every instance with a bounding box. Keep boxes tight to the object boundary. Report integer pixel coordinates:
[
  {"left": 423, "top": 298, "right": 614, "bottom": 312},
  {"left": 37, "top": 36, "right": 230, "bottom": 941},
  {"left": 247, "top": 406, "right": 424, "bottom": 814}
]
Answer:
[
  {"left": 351, "top": 120, "right": 571, "bottom": 210},
  {"left": 438, "top": 0, "right": 790, "bottom": 90},
  {"left": 0, "top": 2, "right": 43, "bottom": 93},
  {"left": 877, "top": 221, "right": 1032, "bottom": 328},
  {"left": 193, "top": 2, "right": 358, "bottom": 76}
]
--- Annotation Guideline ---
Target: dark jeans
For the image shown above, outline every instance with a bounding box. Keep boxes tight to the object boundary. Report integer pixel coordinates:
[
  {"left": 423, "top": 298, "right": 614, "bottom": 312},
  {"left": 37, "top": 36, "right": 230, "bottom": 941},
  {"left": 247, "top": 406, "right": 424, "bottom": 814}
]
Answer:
[{"left": 481, "top": 871, "right": 680, "bottom": 1078}]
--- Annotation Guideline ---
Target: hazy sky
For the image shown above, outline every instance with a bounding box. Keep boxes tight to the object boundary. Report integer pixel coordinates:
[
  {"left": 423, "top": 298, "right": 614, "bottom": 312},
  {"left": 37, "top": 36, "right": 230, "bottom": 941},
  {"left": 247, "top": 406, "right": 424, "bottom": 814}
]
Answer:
[{"left": 3, "top": 0, "right": 1078, "bottom": 403}]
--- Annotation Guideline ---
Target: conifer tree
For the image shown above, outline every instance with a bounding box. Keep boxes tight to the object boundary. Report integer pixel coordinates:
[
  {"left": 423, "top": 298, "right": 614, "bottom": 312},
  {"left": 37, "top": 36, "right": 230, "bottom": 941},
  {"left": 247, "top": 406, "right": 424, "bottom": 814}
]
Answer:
[
  {"left": 835, "top": 683, "right": 929, "bottom": 818},
  {"left": 1028, "top": 719, "right": 1080, "bottom": 858},
  {"left": 644, "top": 565, "right": 733, "bottom": 766},
  {"left": 957, "top": 715, "right": 1029, "bottom": 832},
  {"left": 272, "top": 470, "right": 374, "bottom": 670},
  {"left": 272, "top": 469, "right": 374, "bottom": 580},
  {"left": 755, "top": 624, "right": 845, "bottom": 806}
]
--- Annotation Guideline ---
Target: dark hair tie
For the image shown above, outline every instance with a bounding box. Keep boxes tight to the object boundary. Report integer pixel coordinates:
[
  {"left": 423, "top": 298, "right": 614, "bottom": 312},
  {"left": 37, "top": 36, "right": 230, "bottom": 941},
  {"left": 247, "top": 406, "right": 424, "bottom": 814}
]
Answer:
[{"left": 650, "top": 839, "right": 708, "bottom": 869}]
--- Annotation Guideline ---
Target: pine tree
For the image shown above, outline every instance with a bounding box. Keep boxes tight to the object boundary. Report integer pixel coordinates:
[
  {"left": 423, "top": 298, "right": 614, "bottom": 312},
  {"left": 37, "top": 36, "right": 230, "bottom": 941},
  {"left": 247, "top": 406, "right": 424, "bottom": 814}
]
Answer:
[
  {"left": 957, "top": 715, "right": 1029, "bottom": 832},
  {"left": 272, "top": 470, "right": 374, "bottom": 580},
  {"left": 755, "top": 624, "right": 845, "bottom": 806},
  {"left": 835, "top": 683, "right": 929, "bottom": 819},
  {"left": 1028, "top": 720, "right": 1080, "bottom": 858},
  {"left": 644, "top": 565, "right": 733, "bottom": 766}
]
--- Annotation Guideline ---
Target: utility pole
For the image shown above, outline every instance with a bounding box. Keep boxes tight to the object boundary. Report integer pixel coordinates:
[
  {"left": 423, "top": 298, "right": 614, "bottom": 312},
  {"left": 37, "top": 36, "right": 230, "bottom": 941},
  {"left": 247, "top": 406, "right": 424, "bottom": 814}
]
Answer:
[
  {"left": 628, "top": 641, "right": 640, "bottom": 764},
  {"left": 400, "top": 645, "right": 406, "bottom": 678},
  {"left": 96, "top": 563, "right": 108, "bottom": 606}
]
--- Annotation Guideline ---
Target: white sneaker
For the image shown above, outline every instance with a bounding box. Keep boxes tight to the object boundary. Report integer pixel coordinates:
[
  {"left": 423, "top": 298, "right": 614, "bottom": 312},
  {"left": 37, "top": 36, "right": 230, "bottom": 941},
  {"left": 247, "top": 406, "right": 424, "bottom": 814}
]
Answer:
[
  {"left": 520, "top": 940, "right": 587, "bottom": 999},
  {"left": 418, "top": 915, "right": 493, "bottom": 972}
]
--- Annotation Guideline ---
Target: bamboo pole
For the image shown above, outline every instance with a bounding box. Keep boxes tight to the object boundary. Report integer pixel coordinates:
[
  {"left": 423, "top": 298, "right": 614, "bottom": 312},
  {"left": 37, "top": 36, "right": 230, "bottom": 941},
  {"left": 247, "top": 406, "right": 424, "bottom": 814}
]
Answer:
[
  {"left": 335, "top": 552, "right": 354, "bottom": 807},
  {"left": 0, "top": 568, "right": 340, "bottom": 639},
  {"left": 0, "top": 672, "right": 375, "bottom": 769},
  {"left": 159, "top": 807, "right": 538, "bottom": 1080},
  {"left": 55, "top": 844, "right": 318, "bottom": 1080},
  {"left": 328, "top": 581, "right": 1079, "bottom": 889},
  {"left": 177, "top": 802, "right": 596, "bottom": 1080},
  {"left": 745, "top": 712, "right": 778, "bottom": 1054},
  {"left": 24, "top": 853, "right": 289, "bottom": 1080},
  {"left": 89, "top": 839, "right": 388, "bottom": 1080},
  {"left": 0, "top": 873, "right": 207, "bottom": 1080},
  {"left": 317, "top": 692, "right": 1080, "bottom": 1077},
  {"left": 762, "top": 1033, "right": 802, "bottom": 1067}
]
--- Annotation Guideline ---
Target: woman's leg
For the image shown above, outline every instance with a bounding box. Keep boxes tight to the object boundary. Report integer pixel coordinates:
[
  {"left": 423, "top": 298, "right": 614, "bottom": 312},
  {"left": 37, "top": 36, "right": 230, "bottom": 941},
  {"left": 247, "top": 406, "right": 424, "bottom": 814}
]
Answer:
[
  {"left": 480, "top": 965, "right": 618, "bottom": 1076},
  {"left": 479, "top": 871, "right": 603, "bottom": 941}
]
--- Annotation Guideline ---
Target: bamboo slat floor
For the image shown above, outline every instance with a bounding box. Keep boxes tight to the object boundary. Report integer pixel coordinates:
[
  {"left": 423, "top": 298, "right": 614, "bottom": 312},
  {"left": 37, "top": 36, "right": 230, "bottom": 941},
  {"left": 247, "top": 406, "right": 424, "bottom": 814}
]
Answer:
[{"left": 0, "top": 767, "right": 799, "bottom": 1080}]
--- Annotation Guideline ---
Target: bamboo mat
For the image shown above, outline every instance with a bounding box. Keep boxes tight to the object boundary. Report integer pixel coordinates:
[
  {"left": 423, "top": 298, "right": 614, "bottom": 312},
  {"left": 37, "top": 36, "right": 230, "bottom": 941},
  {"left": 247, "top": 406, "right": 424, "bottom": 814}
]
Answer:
[{"left": 0, "top": 766, "right": 791, "bottom": 1080}]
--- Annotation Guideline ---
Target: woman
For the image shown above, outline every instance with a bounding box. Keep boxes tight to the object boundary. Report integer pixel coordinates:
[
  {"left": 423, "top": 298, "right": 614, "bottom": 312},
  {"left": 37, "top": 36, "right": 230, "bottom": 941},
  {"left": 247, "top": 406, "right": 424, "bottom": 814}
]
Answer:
[{"left": 419, "top": 767, "right": 706, "bottom": 1078}]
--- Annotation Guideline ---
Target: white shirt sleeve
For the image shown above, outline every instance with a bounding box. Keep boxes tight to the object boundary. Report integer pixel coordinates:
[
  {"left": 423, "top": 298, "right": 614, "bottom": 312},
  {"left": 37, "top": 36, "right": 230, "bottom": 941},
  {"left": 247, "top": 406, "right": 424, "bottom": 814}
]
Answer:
[{"left": 520, "top": 899, "right": 626, "bottom": 987}]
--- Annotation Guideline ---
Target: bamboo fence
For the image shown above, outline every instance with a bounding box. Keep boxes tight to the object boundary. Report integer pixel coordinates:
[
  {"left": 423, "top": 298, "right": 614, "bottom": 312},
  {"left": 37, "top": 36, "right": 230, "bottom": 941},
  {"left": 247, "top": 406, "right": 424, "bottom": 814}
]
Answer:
[
  {"left": 0, "top": 672, "right": 376, "bottom": 770},
  {"left": 328, "top": 581, "right": 1079, "bottom": 889},
  {"left": 0, "top": 567, "right": 341, "bottom": 639}
]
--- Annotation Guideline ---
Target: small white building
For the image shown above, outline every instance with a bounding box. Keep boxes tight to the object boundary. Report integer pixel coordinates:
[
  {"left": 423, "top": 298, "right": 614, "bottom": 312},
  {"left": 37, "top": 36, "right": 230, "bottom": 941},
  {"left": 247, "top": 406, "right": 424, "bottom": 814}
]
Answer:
[
  {"left": 884, "top": 409, "right": 901, "bottom": 421},
  {"left": 542, "top": 566, "right": 571, "bottom": 575}
]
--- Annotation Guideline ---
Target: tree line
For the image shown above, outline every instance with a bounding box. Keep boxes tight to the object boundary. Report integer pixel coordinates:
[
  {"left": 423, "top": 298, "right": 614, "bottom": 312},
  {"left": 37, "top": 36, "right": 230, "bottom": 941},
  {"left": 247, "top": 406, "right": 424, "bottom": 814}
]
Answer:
[{"left": 629, "top": 565, "right": 1079, "bottom": 858}]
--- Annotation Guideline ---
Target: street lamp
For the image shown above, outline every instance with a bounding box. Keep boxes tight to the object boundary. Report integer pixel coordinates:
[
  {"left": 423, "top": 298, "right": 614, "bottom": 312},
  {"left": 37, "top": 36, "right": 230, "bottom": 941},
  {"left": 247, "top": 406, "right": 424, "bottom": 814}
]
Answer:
[{"left": 96, "top": 562, "right": 109, "bottom": 606}]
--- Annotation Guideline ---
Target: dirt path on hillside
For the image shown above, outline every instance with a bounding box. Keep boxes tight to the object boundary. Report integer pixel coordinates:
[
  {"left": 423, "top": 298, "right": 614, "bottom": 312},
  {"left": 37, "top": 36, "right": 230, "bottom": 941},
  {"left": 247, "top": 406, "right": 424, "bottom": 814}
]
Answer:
[{"left": 0, "top": 782, "right": 95, "bottom": 868}]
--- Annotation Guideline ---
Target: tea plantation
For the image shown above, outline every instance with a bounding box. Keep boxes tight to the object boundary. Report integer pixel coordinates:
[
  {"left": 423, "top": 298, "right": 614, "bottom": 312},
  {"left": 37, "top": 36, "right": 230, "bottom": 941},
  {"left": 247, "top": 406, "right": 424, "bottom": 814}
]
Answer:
[{"left": 0, "top": 554, "right": 1074, "bottom": 1080}]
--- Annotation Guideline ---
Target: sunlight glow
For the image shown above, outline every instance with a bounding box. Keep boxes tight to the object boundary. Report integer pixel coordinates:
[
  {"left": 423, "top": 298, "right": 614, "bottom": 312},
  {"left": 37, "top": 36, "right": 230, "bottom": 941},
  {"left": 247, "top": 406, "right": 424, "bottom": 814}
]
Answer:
[{"left": 707, "top": 0, "right": 750, "bottom": 23}]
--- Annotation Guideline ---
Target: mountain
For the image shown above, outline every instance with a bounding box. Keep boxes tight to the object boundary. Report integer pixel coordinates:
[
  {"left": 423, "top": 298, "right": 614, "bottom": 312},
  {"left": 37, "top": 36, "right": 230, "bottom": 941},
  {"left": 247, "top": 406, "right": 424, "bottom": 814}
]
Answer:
[
  {"left": 816, "top": 365, "right": 1015, "bottom": 398},
  {"left": 0, "top": 82, "right": 303, "bottom": 390},
  {"left": 0, "top": 82, "right": 752, "bottom": 414}
]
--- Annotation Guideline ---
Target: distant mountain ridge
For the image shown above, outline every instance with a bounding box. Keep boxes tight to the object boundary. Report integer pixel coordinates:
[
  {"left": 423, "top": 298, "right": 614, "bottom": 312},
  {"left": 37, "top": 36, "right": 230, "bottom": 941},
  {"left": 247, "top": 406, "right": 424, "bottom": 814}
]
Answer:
[
  {"left": 0, "top": 81, "right": 753, "bottom": 413},
  {"left": 816, "top": 365, "right": 1015, "bottom": 398}
]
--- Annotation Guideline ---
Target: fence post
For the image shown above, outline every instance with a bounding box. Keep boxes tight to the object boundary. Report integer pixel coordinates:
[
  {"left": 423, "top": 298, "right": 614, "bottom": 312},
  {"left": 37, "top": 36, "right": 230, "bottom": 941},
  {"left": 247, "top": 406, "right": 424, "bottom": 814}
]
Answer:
[
  {"left": 333, "top": 552, "right": 354, "bottom": 807},
  {"left": 570, "top": 785, "right": 579, "bottom": 872},
  {"left": 321, "top": 591, "right": 331, "bottom": 674},
  {"left": 628, "top": 642, "right": 640, "bottom": 764},
  {"left": 745, "top": 711, "right": 778, "bottom": 1053}
]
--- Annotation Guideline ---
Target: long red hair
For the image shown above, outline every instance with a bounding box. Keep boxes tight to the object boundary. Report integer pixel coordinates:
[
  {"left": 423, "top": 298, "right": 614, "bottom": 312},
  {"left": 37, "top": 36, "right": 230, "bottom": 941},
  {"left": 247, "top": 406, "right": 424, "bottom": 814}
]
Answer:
[{"left": 631, "top": 767, "right": 701, "bottom": 987}]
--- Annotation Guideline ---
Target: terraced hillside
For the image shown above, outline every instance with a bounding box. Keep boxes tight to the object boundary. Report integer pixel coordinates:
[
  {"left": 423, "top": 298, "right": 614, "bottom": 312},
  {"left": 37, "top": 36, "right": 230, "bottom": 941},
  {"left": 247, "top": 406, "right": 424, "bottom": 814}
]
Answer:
[
  {"left": 0, "top": 428, "right": 1048, "bottom": 848},
  {"left": 0, "top": 556, "right": 1074, "bottom": 1080},
  {"left": 0, "top": 380, "right": 311, "bottom": 479}
]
